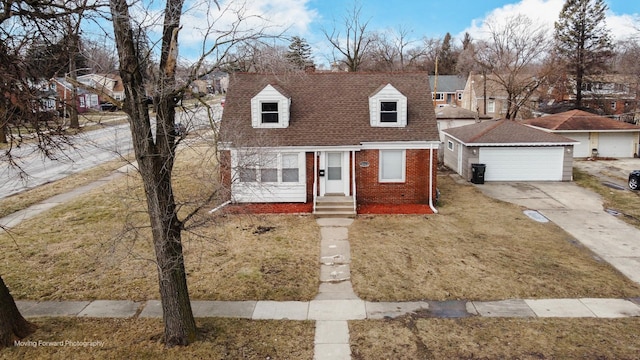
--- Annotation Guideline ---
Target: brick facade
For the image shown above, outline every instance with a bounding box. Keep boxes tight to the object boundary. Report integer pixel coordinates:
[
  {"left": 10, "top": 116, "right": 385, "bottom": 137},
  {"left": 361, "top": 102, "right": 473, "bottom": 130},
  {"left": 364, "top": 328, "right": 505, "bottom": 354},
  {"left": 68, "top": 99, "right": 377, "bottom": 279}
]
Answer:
[{"left": 354, "top": 149, "right": 437, "bottom": 205}]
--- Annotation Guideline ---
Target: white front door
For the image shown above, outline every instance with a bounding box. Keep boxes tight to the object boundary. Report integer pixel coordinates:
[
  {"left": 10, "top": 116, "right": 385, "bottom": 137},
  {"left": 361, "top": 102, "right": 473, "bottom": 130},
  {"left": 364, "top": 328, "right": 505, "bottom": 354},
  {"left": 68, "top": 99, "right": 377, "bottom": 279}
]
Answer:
[{"left": 325, "top": 152, "right": 344, "bottom": 194}]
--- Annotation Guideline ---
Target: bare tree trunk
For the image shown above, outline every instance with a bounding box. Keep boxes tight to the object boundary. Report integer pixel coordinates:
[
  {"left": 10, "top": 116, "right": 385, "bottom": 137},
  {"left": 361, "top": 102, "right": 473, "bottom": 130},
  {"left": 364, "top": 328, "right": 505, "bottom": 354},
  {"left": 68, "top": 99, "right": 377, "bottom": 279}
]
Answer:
[
  {"left": 0, "top": 276, "right": 37, "bottom": 349},
  {"left": 0, "top": 123, "right": 7, "bottom": 144},
  {"left": 110, "top": 0, "right": 196, "bottom": 347}
]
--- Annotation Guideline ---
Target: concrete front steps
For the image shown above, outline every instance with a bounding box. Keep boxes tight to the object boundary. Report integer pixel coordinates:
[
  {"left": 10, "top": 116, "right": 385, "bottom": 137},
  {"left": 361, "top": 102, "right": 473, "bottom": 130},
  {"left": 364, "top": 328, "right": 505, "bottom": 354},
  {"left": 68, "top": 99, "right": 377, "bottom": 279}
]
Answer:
[{"left": 314, "top": 195, "right": 356, "bottom": 218}]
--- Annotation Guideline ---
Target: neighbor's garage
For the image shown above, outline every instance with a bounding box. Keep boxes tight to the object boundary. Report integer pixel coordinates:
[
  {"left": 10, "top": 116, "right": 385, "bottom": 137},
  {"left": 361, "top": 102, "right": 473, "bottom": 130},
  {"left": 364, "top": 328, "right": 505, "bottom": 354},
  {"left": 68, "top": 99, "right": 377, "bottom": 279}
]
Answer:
[
  {"left": 479, "top": 147, "right": 564, "bottom": 181},
  {"left": 597, "top": 133, "right": 637, "bottom": 158}
]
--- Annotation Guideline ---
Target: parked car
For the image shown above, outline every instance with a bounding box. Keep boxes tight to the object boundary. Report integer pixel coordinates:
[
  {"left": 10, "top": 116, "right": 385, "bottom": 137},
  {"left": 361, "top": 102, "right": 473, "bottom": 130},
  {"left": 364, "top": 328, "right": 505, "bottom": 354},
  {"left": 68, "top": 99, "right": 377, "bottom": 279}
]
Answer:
[
  {"left": 100, "top": 102, "right": 119, "bottom": 112},
  {"left": 629, "top": 170, "right": 640, "bottom": 190},
  {"left": 174, "top": 123, "right": 186, "bottom": 137}
]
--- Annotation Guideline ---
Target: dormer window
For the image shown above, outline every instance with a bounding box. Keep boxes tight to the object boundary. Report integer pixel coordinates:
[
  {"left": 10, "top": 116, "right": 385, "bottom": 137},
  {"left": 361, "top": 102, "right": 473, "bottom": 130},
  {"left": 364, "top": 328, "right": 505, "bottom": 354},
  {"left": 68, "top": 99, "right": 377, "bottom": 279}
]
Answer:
[
  {"left": 261, "top": 102, "right": 279, "bottom": 123},
  {"left": 251, "top": 84, "right": 290, "bottom": 128},
  {"left": 369, "top": 84, "right": 407, "bottom": 127},
  {"left": 380, "top": 102, "right": 398, "bottom": 122}
]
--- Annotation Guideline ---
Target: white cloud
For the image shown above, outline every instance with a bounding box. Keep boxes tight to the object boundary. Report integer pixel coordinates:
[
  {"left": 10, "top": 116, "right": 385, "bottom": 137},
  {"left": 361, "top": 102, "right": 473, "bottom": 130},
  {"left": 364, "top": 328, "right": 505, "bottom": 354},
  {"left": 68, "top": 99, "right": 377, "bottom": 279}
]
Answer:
[
  {"left": 179, "top": 0, "right": 318, "bottom": 51},
  {"left": 460, "top": 0, "right": 638, "bottom": 42}
]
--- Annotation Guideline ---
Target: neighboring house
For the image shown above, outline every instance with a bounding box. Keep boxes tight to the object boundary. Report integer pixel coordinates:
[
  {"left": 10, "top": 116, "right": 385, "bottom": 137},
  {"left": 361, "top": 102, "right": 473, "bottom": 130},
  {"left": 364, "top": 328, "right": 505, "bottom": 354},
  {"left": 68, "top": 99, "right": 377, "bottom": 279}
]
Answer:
[
  {"left": 552, "top": 74, "right": 639, "bottom": 123},
  {"left": 461, "top": 73, "right": 540, "bottom": 120},
  {"left": 436, "top": 105, "right": 493, "bottom": 142},
  {"left": 524, "top": 109, "right": 640, "bottom": 158},
  {"left": 430, "top": 75, "right": 466, "bottom": 108},
  {"left": 443, "top": 120, "right": 577, "bottom": 182},
  {"left": 50, "top": 77, "right": 100, "bottom": 113},
  {"left": 77, "top": 73, "right": 126, "bottom": 103},
  {"left": 218, "top": 72, "right": 440, "bottom": 215}
]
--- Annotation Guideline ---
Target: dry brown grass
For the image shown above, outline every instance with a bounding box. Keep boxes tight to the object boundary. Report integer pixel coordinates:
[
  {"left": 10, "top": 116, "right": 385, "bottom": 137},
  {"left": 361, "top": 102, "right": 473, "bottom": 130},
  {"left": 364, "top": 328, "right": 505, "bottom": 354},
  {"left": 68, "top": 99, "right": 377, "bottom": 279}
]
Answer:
[
  {"left": 574, "top": 167, "right": 640, "bottom": 230},
  {"left": 0, "top": 158, "right": 130, "bottom": 219},
  {"left": 349, "top": 174, "right": 640, "bottom": 301},
  {"left": 0, "top": 317, "right": 314, "bottom": 360},
  {"left": 0, "top": 143, "right": 320, "bottom": 301},
  {"left": 350, "top": 317, "right": 640, "bottom": 359}
]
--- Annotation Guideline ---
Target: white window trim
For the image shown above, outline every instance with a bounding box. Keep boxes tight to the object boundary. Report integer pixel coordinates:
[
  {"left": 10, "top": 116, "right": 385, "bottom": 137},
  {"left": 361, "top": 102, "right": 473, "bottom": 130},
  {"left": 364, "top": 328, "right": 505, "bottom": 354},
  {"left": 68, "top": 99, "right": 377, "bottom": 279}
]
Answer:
[
  {"left": 487, "top": 100, "right": 496, "bottom": 113},
  {"left": 369, "top": 84, "right": 407, "bottom": 127},
  {"left": 379, "top": 149, "right": 406, "bottom": 183},
  {"left": 235, "top": 151, "right": 302, "bottom": 184},
  {"left": 447, "top": 140, "right": 454, "bottom": 151},
  {"left": 251, "top": 85, "right": 290, "bottom": 129}
]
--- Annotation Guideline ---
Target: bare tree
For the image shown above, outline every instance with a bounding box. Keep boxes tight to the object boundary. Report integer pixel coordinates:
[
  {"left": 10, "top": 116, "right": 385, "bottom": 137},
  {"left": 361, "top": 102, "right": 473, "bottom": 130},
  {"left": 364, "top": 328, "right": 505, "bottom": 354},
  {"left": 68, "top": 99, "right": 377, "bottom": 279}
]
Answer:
[
  {"left": 322, "top": 2, "right": 373, "bottom": 72},
  {"left": 367, "top": 26, "right": 426, "bottom": 71},
  {"left": 474, "top": 15, "right": 552, "bottom": 119},
  {"left": 0, "top": 0, "right": 99, "bottom": 347},
  {"left": 224, "top": 40, "right": 292, "bottom": 73},
  {"left": 109, "top": 0, "right": 276, "bottom": 346}
]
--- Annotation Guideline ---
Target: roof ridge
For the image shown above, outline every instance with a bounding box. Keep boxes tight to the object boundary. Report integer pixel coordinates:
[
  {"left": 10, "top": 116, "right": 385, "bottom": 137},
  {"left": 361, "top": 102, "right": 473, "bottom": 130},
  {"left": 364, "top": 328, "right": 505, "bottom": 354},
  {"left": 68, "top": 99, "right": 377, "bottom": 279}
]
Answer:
[{"left": 469, "top": 119, "right": 505, "bottom": 142}]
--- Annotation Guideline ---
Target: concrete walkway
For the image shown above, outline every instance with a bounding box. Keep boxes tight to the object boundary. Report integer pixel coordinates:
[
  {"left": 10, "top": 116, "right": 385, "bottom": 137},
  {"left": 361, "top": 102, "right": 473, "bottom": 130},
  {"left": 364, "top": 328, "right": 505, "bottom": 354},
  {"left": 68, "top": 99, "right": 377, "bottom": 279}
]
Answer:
[{"left": 4, "top": 172, "right": 640, "bottom": 359}]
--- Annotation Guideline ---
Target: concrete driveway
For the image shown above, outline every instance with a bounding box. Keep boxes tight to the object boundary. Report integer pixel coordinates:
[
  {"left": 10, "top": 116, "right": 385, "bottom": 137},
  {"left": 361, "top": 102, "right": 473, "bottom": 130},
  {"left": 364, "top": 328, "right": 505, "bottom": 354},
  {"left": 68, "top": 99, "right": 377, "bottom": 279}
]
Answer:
[{"left": 476, "top": 180, "right": 640, "bottom": 285}]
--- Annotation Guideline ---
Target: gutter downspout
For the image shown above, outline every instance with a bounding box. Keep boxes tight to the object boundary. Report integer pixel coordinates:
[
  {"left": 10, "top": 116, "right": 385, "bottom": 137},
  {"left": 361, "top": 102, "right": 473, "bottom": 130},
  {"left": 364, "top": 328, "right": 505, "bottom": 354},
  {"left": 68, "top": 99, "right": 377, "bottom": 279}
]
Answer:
[
  {"left": 209, "top": 200, "right": 231, "bottom": 214},
  {"left": 428, "top": 143, "right": 438, "bottom": 214},
  {"left": 351, "top": 150, "right": 357, "bottom": 212},
  {"left": 313, "top": 151, "right": 318, "bottom": 213}
]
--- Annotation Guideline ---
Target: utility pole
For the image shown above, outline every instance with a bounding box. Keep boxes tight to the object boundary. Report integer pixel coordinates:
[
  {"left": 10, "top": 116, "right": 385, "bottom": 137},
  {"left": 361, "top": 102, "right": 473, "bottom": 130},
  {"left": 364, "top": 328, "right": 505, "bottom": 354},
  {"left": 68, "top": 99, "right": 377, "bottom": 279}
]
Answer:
[{"left": 432, "top": 56, "right": 438, "bottom": 108}]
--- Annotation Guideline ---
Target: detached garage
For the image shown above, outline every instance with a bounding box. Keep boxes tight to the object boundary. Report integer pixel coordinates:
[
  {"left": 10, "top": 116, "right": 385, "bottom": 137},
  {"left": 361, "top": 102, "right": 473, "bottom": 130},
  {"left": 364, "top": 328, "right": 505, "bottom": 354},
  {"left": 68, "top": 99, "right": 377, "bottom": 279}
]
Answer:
[
  {"left": 443, "top": 120, "right": 578, "bottom": 182},
  {"left": 524, "top": 110, "right": 640, "bottom": 158}
]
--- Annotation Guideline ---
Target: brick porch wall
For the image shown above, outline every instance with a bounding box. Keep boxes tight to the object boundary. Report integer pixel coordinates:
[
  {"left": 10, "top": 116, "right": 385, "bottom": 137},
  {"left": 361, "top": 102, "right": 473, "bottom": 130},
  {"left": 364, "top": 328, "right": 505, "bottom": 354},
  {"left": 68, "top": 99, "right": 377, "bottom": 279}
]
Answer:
[
  {"left": 219, "top": 150, "right": 232, "bottom": 202},
  {"left": 355, "top": 149, "right": 437, "bottom": 205}
]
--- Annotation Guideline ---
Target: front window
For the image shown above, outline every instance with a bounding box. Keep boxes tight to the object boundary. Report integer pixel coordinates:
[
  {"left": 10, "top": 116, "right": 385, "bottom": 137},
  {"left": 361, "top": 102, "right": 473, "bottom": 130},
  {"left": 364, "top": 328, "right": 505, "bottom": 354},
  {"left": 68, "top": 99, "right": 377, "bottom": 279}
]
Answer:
[
  {"left": 379, "top": 150, "right": 405, "bottom": 182},
  {"left": 432, "top": 93, "right": 444, "bottom": 101},
  {"left": 261, "top": 102, "right": 279, "bottom": 123},
  {"left": 239, "top": 168, "right": 257, "bottom": 182},
  {"left": 380, "top": 101, "right": 398, "bottom": 123},
  {"left": 238, "top": 152, "right": 299, "bottom": 183},
  {"left": 487, "top": 100, "right": 496, "bottom": 113},
  {"left": 611, "top": 101, "right": 617, "bottom": 110},
  {"left": 260, "top": 154, "right": 278, "bottom": 182},
  {"left": 282, "top": 153, "right": 299, "bottom": 182}
]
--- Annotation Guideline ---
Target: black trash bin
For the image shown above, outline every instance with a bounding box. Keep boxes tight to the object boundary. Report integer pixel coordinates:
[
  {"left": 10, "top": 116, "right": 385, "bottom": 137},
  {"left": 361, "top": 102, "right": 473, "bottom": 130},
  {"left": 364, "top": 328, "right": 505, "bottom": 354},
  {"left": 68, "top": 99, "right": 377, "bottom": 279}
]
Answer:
[{"left": 471, "top": 163, "right": 486, "bottom": 184}]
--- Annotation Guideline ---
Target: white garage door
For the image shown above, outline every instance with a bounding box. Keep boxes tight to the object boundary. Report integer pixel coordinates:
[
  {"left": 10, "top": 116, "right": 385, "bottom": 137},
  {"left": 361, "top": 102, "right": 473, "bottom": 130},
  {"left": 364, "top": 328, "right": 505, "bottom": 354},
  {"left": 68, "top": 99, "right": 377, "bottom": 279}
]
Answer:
[
  {"left": 479, "top": 147, "right": 564, "bottom": 181},
  {"left": 597, "top": 133, "right": 637, "bottom": 158},
  {"left": 566, "top": 133, "right": 590, "bottom": 157}
]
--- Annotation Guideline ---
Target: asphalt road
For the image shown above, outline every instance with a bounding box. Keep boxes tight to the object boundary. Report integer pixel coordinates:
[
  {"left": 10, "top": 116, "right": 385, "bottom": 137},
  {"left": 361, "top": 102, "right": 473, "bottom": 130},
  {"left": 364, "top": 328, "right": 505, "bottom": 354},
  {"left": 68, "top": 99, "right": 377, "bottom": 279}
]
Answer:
[{"left": 0, "top": 102, "right": 221, "bottom": 200}]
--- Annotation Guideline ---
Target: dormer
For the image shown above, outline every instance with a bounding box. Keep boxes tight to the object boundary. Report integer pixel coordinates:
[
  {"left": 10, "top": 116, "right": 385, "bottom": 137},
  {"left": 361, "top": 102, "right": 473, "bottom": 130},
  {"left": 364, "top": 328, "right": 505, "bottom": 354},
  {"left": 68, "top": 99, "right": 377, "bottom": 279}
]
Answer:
[
  {"left": 251, "top": 84, "right": 290, "bottom": 128},
  {"left": 368, "top": 84, "right": 407, "bottom": 127}
]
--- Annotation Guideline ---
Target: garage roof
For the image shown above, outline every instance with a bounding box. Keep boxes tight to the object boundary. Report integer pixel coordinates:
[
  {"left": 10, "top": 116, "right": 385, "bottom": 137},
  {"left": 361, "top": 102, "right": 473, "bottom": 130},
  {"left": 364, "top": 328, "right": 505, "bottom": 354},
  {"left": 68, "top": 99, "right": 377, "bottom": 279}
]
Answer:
[
  {"left": 442, "top": 119, "right": 579, "bottom": 146},
  {"left": 523, "top": 109, "right": 640, "bottom": 131}
]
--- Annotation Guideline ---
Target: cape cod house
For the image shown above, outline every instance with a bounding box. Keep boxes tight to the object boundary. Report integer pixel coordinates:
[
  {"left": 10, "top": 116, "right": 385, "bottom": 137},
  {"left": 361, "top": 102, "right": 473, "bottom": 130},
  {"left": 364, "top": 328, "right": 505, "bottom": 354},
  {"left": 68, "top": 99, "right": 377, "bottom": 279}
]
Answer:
[{"left": 218, "top": 72, "right": 440, "bottom": 216}]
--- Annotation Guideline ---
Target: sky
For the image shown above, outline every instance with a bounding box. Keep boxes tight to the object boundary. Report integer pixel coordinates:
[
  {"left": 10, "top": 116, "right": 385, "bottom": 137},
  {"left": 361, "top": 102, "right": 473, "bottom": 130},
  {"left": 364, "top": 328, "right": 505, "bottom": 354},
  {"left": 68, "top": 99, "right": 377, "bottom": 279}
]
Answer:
[{"left": 133, "top": 0, "right": 640, "bottom": 67}]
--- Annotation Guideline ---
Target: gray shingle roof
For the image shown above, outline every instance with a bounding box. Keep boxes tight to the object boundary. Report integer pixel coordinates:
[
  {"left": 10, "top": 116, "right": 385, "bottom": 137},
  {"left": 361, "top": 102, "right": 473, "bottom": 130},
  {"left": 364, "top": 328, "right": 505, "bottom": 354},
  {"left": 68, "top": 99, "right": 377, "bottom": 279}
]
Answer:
[
  {"left": 219, "top": 72, "right": 439, "bottom": 148},
  {"left": 429, "top": 75, "right": 466, "bottom": 93}
]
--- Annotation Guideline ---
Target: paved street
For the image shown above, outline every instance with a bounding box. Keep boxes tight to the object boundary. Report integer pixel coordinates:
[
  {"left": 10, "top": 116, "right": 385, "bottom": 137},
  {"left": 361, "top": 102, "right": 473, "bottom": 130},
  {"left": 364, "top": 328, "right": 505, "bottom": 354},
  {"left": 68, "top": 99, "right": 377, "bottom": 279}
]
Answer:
[{"left": 0, "top": 102, "right": 222, "bottom": 199}]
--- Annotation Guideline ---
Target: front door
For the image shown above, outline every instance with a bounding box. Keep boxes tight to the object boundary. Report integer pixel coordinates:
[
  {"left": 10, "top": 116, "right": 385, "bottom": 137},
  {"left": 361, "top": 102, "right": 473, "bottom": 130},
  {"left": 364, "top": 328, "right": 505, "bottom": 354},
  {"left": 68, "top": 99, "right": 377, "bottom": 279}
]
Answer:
[{"left": 325, "top": 152, "right": 344, "bottom": 194}]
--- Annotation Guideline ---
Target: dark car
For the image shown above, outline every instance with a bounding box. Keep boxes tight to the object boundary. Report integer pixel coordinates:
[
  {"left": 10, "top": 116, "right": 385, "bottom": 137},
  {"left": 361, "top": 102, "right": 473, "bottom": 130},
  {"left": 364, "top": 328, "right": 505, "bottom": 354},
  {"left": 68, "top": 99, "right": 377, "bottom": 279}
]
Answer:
[
  {"left": 100, "top": 102, "right": 119, "bottom": 112},
  {"left": 629, "top": 170, "right": 640, "bottom": 190}
]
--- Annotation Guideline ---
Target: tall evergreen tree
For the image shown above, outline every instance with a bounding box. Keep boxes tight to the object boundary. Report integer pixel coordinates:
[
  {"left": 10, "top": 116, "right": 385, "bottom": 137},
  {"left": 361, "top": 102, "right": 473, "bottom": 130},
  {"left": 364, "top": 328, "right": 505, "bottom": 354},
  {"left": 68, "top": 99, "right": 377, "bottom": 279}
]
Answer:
[
  {"left": 554, "top": 0, "right": 612, "bottom": 108},
  {"left": 286, "top": 36, "right": 313, "bottom": 70},
  {"left": 438, "top": 32, "right": 458, "bottom": 75}
]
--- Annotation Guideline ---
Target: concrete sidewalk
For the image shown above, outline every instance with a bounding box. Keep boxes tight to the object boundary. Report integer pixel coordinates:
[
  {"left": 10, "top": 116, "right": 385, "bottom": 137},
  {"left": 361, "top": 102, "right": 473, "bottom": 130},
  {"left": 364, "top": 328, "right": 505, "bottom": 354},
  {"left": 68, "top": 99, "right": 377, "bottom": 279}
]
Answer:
[{"left": 16, "top": 297, "right": 640, "bottom": 320}]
